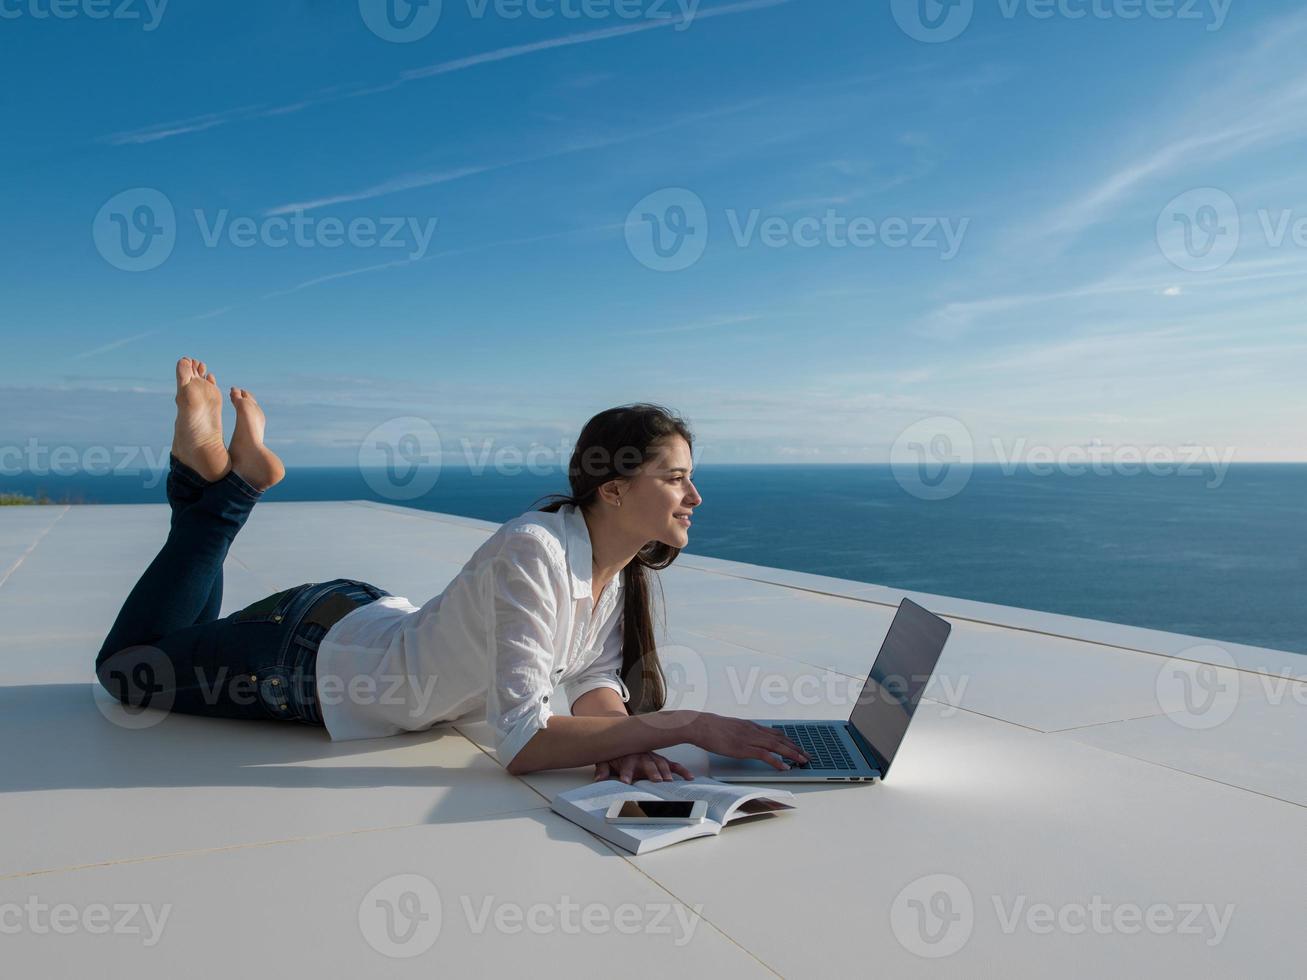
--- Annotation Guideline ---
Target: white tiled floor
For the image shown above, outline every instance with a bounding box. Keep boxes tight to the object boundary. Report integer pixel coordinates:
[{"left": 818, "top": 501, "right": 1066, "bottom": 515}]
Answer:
[{"left": 2, "top": 501, "right": 1302, "bottom": 978}]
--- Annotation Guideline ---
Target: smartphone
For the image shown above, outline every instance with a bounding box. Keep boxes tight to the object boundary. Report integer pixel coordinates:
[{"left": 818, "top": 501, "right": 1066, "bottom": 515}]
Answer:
[{"left": 604, "top": 799, "right": 708, "bottom": 825}]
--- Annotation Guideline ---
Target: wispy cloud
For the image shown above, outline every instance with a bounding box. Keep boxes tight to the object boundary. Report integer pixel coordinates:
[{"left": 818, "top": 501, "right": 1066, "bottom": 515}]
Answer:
[
  {"left": 102, "top": 0, "right": 789, "bottom": 148},
  {"left": 1030, "top": 10, "right": 1307, "bottom": 247},
  {"left": 262, "top": 96, "right": 772, "bottom": 215},
  {"left": 72, "top": 306, "right": 240, "bottom": 360}
]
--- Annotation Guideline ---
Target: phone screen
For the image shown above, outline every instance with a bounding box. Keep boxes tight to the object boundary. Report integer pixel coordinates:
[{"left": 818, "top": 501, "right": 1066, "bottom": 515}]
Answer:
[{"left": 614, "top": 800, "right": 697, "bottom": 819}]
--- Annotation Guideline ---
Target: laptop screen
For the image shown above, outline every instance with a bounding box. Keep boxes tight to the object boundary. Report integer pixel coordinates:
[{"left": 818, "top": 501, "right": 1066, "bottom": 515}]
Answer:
[{"left": 847, "top": 599, "right": 952, "bottom": 777}]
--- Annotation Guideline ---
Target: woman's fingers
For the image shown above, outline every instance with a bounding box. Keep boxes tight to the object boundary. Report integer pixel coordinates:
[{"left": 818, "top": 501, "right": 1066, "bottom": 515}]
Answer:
[
  {"left": 652, "top": 755, "right": 673, "bottom": 781},
  {"left": 754, "top": 723, "right": 808, "bottom": 762},
  {"left": 593, "top": 760, "right": 611, "bottom": 781},
  {"left": 668, "top": 760, "right": 695, "bottom": 780},
  {"left": 752, "top": 747, "right": 791, "bottom": 770},
  {"left": 618, "top": 756, "right": 637, "bottom": 784}
]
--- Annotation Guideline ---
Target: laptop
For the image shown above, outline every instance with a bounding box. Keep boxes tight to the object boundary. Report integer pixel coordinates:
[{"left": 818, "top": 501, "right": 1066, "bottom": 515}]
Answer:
[{"left": 707, "top": 598, "right": 952, "bottom": 783}]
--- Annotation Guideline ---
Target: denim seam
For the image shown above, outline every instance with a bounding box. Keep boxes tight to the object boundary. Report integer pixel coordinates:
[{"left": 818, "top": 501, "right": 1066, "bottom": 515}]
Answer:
[{"left": 222, "top": 468, "right": 264, "bottom": 501}]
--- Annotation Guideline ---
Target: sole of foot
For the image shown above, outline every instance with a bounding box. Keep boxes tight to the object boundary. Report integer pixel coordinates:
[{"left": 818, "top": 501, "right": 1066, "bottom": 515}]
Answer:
[
  {"left": 172, "top": 357, "right": 231, "bottom": 483},
  {"left": 228, "top": 387, "right": 286, "bottom": 492}
]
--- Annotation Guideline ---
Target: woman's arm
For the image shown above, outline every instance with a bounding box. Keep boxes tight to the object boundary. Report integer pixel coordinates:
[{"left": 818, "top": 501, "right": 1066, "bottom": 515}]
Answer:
[
  {"left": 569, "top": 686, "right": 629, "bottom": 719},
  {"left": 505, "top": 710, "right": 700, "bottom": 775},
  {"left": 505, "top": 710, "right": 810, "bottom": 776}
]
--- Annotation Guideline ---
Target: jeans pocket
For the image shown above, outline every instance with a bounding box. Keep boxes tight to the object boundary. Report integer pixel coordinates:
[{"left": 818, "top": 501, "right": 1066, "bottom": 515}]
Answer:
[
  {"left": 255, "top": 666, "right": 296, "bottom": 720},
  {"left": 229, "top": 585, "right": 306, "bottom": 625}
]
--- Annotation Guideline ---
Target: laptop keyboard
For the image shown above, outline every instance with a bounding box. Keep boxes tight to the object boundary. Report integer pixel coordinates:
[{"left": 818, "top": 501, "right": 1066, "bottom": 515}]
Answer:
[{"left": 771, "top": 724, "right": 857, "bottom": 770}]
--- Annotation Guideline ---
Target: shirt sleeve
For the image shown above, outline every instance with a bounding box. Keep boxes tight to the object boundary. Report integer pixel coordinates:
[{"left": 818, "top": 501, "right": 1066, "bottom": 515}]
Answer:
[
  {"left": 484, "top": 530, "right": 562, "bottom": 769},
  {"left": 565, "top": 611, "right": 631, "bottom": 708}
]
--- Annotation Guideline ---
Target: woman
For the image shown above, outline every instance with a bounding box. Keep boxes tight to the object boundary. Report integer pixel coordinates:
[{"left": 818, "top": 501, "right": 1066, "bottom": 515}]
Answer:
[{"left": 95, "top": 358, "right": 809, "bottom": 782}]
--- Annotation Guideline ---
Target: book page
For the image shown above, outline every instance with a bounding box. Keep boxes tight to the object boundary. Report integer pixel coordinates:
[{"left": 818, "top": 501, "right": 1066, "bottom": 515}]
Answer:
[
  {"left": 556, "top": 781, "right": 663, "bottom": 817},
  {"left": 636, "top": 778, "right": 779, "bottom": 825}
]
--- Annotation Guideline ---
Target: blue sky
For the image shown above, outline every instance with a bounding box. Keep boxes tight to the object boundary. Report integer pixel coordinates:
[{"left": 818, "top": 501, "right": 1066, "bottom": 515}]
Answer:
[{"left": 2, "top": 0, "right": 1305, "bottom": 471}]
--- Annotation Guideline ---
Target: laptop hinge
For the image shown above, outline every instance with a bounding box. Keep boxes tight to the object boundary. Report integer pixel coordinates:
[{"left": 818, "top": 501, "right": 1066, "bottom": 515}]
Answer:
[{"left": 845, "top": 723, "right": 888, "bottom": 777}]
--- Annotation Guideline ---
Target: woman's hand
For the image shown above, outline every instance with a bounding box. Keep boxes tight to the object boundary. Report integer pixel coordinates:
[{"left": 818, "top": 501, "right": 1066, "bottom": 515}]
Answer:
[
  {"left": 593, "top": 751, "right": 695, "bottom": 784},
  {"left": 690, "top": 712, "right": 810, "bottom": 770}
]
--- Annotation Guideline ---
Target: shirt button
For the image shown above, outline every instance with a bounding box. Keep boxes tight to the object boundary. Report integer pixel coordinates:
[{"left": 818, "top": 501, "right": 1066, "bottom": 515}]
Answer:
[{"left": 542, "top": 695, "right": 549, "bottom": 703}]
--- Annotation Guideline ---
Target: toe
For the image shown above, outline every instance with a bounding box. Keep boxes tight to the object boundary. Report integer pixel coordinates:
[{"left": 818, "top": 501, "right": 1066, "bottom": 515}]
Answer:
[{"left": 175, "top": 357, "right": 191, "bottom": 385}]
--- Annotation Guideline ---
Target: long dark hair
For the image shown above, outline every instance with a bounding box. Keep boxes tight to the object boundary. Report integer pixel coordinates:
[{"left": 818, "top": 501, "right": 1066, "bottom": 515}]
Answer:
[{"left": 529, "top": 403, "right": 693, "bottom": 714}]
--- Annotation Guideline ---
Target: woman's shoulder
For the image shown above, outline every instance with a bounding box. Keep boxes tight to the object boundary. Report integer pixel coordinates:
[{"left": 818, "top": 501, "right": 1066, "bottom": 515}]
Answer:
[{"left": 483, "top": 507, "right": 569, "bottom": 562}]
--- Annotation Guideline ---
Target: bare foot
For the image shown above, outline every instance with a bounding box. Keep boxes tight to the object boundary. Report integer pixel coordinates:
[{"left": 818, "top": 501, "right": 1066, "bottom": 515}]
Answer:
[
  {"left": 228, "top": 387, "right": 286, "bottom": 492},
  {"left": 172, "top": 357, "right": 231, "bottom": 483}
]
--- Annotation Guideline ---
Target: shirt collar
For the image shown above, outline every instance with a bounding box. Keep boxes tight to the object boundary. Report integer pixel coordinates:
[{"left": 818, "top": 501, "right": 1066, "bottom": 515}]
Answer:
[{"left": 562, "top": 502, "right": 623, "bottom": 602}]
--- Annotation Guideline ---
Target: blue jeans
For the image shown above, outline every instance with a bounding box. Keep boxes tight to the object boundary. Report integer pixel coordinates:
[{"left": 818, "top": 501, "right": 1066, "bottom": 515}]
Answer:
[{"left": 95, "top": 454, "right": 389, "bottom": 725}]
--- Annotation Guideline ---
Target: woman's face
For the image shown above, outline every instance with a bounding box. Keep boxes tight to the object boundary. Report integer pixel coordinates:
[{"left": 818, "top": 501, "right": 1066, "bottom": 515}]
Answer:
[{"left": 621, "top": 436, "right": 702, "bottom": 549}]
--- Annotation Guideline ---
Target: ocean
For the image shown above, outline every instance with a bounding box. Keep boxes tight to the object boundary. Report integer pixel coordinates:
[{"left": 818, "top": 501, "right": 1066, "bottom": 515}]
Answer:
[{"left": 4, "top": 463, "right": 1304, "bottom": 655}]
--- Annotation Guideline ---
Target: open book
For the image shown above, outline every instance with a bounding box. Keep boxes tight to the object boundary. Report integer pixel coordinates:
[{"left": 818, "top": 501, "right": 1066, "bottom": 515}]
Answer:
[{"left": 551, "top": 777, "right": 797, "bottom": 855}]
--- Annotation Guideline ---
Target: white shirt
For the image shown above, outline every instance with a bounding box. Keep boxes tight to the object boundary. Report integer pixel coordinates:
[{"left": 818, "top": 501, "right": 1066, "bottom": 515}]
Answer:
[{"left": 313, "top": 502, "right": 630, "bottom": 768}]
